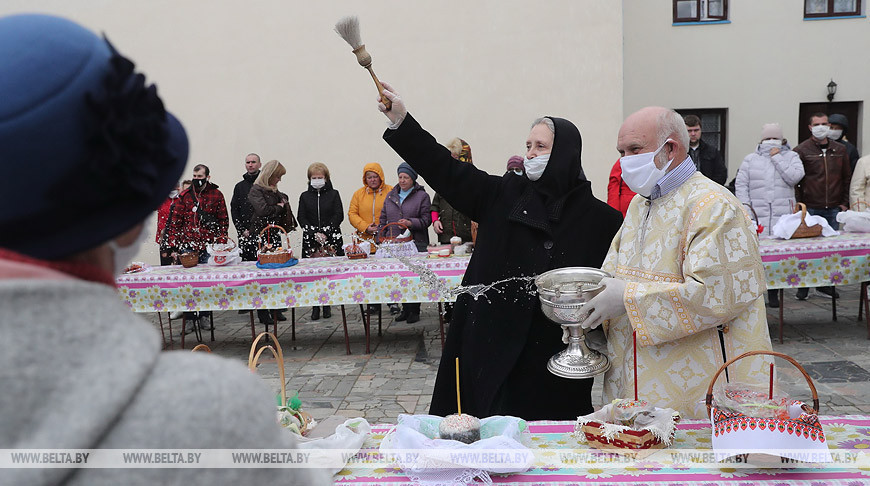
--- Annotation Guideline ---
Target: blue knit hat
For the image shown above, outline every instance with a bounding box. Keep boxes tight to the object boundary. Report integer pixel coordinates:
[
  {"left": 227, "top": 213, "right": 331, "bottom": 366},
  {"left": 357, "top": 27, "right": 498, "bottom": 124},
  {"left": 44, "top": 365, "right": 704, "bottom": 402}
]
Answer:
[
  {"left": 0, "top": 14, "right": 188, "bottom": 259},
  {"left": 397, "top": 161, "right": 418, "bottom": 181}
]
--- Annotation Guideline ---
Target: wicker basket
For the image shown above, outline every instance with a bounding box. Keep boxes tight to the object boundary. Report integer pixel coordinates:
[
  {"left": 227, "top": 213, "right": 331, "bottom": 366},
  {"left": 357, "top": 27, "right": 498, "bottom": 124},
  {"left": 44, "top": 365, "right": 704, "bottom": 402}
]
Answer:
[
  {"left": 706, "top": 350, "right": 819, "bottom": 418},
  {"left": 706, "top": 351, "right": 828, "bottom": 460},
  {"left": 180, "top": 251, "right": 199, "bottom": 268},
  {"left": 853, "top": 200, "right": 869, "bottom": 212},
  {"left": 248, "top": 332, "right": 314, "bottom": 435},
  {"left": 378, "top": 222, "right": 413, "bottom": 244},
  {"left": 791, "top": 203, "right": 823, "bottom": 239},
  {"left": 257, "top": 224, "right": 293, "bottom": 264}
]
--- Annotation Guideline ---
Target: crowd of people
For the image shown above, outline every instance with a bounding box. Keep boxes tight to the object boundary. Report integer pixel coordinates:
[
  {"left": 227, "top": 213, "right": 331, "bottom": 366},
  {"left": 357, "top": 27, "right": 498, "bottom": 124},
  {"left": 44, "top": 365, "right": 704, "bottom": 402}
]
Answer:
[
  {"left": 2, "top": 13, "right": 865, "bottom": 485},
  {"left": 609, "top": 111, "right": 863, "bottom": 307}
]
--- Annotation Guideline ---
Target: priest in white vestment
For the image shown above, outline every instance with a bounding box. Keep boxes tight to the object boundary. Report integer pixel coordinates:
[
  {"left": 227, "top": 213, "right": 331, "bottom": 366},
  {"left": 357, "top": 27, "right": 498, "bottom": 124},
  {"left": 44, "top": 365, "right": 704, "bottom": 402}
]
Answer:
[{"left": 582, "top": 107, "right": 774, "bottom": 419}]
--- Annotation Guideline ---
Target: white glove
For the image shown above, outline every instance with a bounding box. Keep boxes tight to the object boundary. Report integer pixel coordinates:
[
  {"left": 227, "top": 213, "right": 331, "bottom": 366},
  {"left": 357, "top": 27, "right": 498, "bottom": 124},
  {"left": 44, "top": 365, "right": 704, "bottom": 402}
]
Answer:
[
  {"left": 377, "top": 81, "right": 406, "bottom": 128},
  {"left": 580, "top": 277, "right": 627, "bottom": 330}
]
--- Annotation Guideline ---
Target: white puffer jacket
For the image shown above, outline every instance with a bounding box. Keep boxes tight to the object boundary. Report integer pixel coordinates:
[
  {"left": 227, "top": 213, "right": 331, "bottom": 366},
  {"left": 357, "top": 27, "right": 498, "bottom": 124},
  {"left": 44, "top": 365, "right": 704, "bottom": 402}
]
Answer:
[{"left": 735, "top": 144, "right": 805, "bottom": 235}]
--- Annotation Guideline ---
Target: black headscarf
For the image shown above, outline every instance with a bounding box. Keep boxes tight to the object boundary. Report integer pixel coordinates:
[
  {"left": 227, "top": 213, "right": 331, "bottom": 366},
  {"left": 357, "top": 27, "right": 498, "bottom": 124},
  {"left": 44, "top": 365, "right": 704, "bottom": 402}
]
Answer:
[{"left": 531, "top": 116, "right": 587, "bottom": 218}]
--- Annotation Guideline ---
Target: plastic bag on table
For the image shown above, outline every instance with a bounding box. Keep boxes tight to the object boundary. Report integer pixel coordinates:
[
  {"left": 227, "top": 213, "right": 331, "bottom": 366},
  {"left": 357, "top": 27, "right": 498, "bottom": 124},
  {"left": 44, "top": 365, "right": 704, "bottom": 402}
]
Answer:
[
  {"left": 836, "top": 209, "right": 870, "bottom": 233},
  {"left": 206, "top": 241, "right": 241, "bottom": 266},
  {"left": 713, "top": 382, "right": 805, "bottom": 420}
]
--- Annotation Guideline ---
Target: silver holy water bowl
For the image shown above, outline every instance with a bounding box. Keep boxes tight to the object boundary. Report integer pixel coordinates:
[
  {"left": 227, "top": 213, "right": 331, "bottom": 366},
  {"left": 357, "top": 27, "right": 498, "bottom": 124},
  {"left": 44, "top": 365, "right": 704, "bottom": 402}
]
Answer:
[{"left": 534, "top": 267, "right": 612, "bottom": 379}]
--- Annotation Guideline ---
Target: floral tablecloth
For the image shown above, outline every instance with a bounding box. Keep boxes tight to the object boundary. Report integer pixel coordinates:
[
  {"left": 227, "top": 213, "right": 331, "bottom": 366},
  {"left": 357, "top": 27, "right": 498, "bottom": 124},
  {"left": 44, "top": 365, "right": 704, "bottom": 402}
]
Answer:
[
  {"left": 117, "top": 235, "right": 870, "bottom": 312},
  {"left": 116, "top": 255, "right": 467, "bottom": 313},
  {"left": 760, "top": 234, "right": 870, "bottom": 290},
  {"left": 334, "top": 416, "right": 870, "bottom": 485}
]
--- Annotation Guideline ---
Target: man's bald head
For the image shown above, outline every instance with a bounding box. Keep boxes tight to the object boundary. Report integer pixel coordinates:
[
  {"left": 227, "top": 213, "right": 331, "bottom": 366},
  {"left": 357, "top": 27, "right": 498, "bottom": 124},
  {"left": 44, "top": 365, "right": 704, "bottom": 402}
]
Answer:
[{"left": 617, "top": 106, "right": 689, "bottom": 172}]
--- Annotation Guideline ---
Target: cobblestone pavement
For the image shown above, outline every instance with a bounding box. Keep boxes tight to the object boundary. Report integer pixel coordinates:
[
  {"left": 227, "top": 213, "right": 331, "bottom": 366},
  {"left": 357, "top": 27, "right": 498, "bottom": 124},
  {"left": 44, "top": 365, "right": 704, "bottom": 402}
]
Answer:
[{"left": 144, "top": 283, "right": 870, "bottom": 423}]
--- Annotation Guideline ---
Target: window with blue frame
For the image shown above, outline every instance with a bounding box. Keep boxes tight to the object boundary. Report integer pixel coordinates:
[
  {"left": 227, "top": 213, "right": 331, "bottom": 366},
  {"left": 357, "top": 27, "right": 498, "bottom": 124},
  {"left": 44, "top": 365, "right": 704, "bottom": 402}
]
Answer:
[
  {"left": 804, "top": 0, "right": 862, "bottom": 18},
  {"left": 673, "top": 0, "right": 728, "bottom": 23}
]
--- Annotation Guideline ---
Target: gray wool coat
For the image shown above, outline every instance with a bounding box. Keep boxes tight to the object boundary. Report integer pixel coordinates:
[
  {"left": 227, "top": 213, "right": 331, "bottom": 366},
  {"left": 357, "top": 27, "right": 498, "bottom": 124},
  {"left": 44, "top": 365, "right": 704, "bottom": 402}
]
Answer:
[{"left": 0, "top": 276, "right": 331, "bottom": 486}]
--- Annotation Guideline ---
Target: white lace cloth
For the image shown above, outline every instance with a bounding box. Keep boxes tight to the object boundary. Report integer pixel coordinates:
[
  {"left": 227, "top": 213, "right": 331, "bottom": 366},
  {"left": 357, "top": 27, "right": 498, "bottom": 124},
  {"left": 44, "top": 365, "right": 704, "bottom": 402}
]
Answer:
[
  {"left": 576, "top": 401, "right": 680, "bottom": 447},
  {"left": 772, "top": 211, "right": 839, "bottom": 239},
  {"left": 379, "top": 414, "right": 533, "bottom": 486}
]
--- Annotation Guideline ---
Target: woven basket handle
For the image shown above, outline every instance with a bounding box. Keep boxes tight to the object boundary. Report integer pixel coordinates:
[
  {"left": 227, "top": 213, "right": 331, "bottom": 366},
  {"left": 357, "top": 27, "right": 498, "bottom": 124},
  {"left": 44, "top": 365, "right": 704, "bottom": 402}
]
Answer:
[
  {"left": 853, "top": 200, "right": 869, "bottom": 212},
  {"left": 191, "top": 344, "right": 212, "bottom": 353},
  {"left": 743, "top": 203, "right": 759, "bottom": 223},
  {"left": 377, "top": 221, "right": 410, "bottom": 243},
  {"left": 794, "top": 202, "right": 809, "bottom": 223},
  {"left": 705, "top": 350, "right": 819, "bottom": 417},
  {"left": 248, "top": 332, "right": 286, "bottom": 405},
  {"left": 258, "top": 224, "right": 288, "bottom": 252}
]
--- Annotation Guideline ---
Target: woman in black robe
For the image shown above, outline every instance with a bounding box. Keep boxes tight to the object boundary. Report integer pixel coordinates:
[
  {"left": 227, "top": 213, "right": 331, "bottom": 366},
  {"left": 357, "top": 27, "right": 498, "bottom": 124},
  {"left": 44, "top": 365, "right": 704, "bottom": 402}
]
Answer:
[{"left": 377, "top": 85, "right": 623, "bottom": 420}]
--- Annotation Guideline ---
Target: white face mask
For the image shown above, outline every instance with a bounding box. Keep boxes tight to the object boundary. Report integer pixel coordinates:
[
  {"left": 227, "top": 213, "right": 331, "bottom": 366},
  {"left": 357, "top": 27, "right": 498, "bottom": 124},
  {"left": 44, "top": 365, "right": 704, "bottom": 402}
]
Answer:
[
  {"left": 759, "top": 139, "right": 781, "bottom": 155},
  {"left": 828, "top": 129, "right": 843, "bottom": 140},
  {"left": 811, "top": 125, "right": 830, "bottom": 139},
  {"left": 108, "top": 224, "right": 148, "bottom": 276},
  {"left": 310, "top": 178, "right": 326, "bottom": 189},
  {"left": 620, "top": 139, "right": 672, "bottom": 197},
  {"left": 523, "top": 154, "right": 550, "bottom": 181}
]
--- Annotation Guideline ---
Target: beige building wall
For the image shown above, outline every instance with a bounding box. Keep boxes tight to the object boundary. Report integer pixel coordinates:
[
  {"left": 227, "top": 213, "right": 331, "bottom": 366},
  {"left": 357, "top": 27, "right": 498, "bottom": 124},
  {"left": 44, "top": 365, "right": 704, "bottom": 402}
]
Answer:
[
  {"left": 1, "top": 1, "right": 624, "bottom": 264},
  {"left": 624, "top": 0, "right": 867, "bottom": 180}
]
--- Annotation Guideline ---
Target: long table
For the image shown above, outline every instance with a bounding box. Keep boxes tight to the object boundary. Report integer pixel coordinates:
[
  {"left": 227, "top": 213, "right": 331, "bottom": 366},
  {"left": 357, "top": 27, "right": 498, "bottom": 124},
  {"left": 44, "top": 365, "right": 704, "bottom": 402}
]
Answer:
[
  {"left": 760, "top": 234, "right": 870, "bottom": 342},
  {"left": 334, "top": 417, "right": 870, "bottom": 485},
  {"left": 117, "top": 234, "right": 870, "bottom": 345},
  {"left": 116, "top": 255, "right": 468, "bottom": 350}
]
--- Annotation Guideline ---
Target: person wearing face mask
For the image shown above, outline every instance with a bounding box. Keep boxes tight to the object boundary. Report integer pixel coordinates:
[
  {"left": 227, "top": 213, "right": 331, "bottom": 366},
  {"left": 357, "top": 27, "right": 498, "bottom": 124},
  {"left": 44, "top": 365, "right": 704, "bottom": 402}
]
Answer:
[
  {"left": 734, "top": 123, "right": 804, "bottom": 308},
  {"left": 828, "top": 114, "right": 860, "bottom": 172},
  {"left": 156, "top": 180, "right": 185, "bottom": 266},
  {"left": 793, "top": 113, "right": 852, "bottom": 300},
  {"left": 0, "top": 14, "right": 331, "bottom": 486},
  {"left": 165, "top": 163, "right": 228, "bottom": 332},
  {"left": 298, "top": 162, "right": 345, "bottom": 320},
  {"left": 376, "top": 83, "right": 623, "bottom": 420},
  {"left": 579, "top": 106, "right": 773, "bottom": 420},
  {"left": 505, "top": 155, "right": 525, "bottom": 176}
]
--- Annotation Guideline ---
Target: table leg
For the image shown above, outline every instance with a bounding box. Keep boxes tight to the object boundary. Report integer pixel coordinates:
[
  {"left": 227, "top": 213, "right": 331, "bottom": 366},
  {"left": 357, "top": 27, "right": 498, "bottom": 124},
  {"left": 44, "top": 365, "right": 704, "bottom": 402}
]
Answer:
[
  {"left": 158, "top": 312, "right": 167, "bottom": 349},
  {"left": 249, "top": 311, "right": 255, "bottom": 342},
  {"left": 359, "top": 305, "right": 371, "bottom": 354},
  {"left": 167, "top": 314, "right": 174, "bottom": 349},
  {"left": 864, "top": 282, "right": 870, "bottom": 340},
  {"left": 271, "top": 310, "right": 278, "bottom": 336},
  {"left": 209, "top": 313, "right": 215, "bottom": 342},
  {"left": 437, "top": 302, "right": 445, "bottom": 349},
  {"left": 778, "top": 289, "right": 784, "bottom": 344},
  {"left": 181, "top": 316, "right": 187, "bottom": 350},
  {"left": 291, "top": 308, "right": 296, "bottom": 341},
  {"left": 341, "top": 305, "right": 351, "bottom": 355},
  {"left": 832, "top": 289, "right": 837, "bottom": 322},
  {"left": 860, "top": 282, "right": 865, "bottom": 320},
  {"left": 378, "top": 306, "right": 382, "bottom": 337}
]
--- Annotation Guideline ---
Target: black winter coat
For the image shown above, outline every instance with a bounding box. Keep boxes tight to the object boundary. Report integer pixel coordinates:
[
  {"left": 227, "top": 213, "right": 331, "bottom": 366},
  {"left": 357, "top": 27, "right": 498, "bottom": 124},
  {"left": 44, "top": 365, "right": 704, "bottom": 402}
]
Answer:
[
  {"left": 384, "top": 114, "right": 623, "bottom": 420},
  {"left": 230, "top": 172, "right": 259, "bottom": 234},
  {"left": 688, "top": 139, "right": 728, "bottom": 185},
  {"left": 297, "top": 181, "right": 345, "bottom": 257}
]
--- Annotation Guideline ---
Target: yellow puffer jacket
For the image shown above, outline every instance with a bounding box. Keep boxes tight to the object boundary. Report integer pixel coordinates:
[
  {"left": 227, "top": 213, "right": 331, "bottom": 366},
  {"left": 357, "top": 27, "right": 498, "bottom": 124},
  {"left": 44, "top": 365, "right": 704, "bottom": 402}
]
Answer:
[{"left": 347, "top": 162, "right": 393, "bottom": 239}]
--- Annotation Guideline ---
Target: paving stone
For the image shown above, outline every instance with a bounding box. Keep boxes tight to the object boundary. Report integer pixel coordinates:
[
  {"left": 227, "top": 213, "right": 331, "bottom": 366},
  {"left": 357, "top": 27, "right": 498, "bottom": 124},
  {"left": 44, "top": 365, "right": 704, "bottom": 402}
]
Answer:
[{"left": 149, "top": 289, "right": 870, "bottom": 422}]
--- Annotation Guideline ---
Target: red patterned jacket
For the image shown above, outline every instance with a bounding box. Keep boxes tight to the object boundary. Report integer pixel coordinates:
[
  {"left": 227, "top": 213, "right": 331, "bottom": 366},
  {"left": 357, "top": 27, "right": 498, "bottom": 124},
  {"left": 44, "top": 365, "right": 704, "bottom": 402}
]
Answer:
[{"left": 165, "top": 183, "right": 228, "bottom": 251}]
